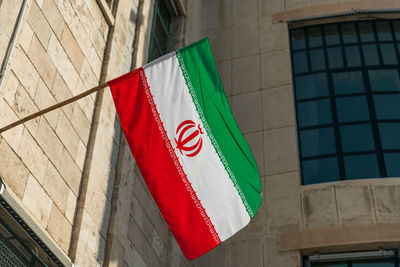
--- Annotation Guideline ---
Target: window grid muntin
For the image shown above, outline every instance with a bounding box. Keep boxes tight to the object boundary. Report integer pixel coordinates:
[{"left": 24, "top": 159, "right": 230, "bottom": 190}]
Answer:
[
  {"left": 320, "top": 23, "right": 346, "bottom": 179},
  {"left": 357, "top": 23, "right": 387, "bottom": 177},
  {"left": 291, "top": 20, "right": 400, "bottom": 184}
]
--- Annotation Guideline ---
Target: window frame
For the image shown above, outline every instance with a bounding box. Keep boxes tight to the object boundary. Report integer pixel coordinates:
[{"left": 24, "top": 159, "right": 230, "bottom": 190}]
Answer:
[
  {"left": 148, "top": 0, "right": 173, "bottom": 62},
  {"left": 96, "top": 0, "right": 115, "bottom": 26}
]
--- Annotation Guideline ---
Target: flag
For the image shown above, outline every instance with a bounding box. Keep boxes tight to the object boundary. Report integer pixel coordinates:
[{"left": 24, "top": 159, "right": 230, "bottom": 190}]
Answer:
[{"left": 107, "top": 38, "right": 262, "bottom": 259}]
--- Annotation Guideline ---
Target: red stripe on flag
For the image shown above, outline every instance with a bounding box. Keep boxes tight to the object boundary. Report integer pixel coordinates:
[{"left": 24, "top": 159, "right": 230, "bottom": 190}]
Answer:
[{"left": 108, "top": 68, "right": 220, "bottom": 259}]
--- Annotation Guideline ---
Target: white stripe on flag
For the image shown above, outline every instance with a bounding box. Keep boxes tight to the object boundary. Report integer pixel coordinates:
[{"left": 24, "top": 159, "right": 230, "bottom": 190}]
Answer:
[{"left": 144, "top": 53, "right": 250, "bottom": 241}]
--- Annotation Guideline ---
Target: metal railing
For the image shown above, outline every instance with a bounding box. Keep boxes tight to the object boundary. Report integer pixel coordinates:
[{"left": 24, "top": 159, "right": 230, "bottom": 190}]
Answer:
[{"left": 0, "top": 216, "right": 48, "bottom": 267}]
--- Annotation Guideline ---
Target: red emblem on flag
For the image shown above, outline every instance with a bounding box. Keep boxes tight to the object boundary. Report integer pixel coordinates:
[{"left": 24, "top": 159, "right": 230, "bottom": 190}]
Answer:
[{"left": 175, "top": 120, "right": 203, "bottom": 157}]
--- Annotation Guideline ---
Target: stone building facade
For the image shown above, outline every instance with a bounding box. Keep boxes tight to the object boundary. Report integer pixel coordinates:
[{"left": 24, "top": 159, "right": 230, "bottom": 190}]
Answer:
[
  {"left": 191, "top": 0, "right": 400, "bottom": 266},
  {"left": 0, "top": 0, "right": 189, "bottom": 266},
  {"left": 1, "top": 0, "right": 400, "bottom": 266}
]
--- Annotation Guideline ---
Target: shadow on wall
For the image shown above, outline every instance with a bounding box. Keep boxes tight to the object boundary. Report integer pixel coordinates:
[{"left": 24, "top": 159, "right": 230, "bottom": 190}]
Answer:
[{"left": 95, "top": 4, "right": 139, "bottom": 266}]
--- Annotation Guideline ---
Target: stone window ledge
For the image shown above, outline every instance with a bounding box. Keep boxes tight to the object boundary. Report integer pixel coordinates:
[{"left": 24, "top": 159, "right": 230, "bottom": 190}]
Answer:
[{"left": 278, "top": 223, "right": 400, "bottom": 254}]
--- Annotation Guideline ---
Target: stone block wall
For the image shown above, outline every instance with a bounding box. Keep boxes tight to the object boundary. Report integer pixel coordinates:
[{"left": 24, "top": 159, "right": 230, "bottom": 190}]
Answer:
[
  {"left": 0, "top": 0, "right": 190, "bottom": 266},
  {"left": 187, "top": 0, "right": 400, "bottom": 266},
  {"left": 186, "top": 0, "right": 300, "bottom": 265},
  {"left": 1, "top": 0, "right": 107, "bottom": 260},
  {"left": 5, "top": 0, "right": 400, "bottom": 266},
  {"left": 189, "top": 0, "right": 302, "bottom": 265}
]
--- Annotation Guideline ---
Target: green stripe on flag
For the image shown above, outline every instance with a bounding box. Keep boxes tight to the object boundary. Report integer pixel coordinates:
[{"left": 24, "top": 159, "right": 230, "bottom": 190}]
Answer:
[{"left": 176, "top": 38, "right": 262, "bottom": 218}]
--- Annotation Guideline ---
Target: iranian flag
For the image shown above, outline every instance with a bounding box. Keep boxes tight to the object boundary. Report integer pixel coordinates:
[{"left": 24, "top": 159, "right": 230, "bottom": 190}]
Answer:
[{"left": 108, "top": 38, "right": 262, "bottom": 259}]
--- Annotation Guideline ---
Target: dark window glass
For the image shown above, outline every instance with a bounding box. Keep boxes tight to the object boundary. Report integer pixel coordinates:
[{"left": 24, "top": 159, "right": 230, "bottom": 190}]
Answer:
[
  {"left": 344, "top": 154, "right": 380, "bottom": 179},
  {"left": 332, "top": 71, "right": 365, "bottom": 95},
  {"left": 376, "top": 21, "right": 392, "bottom": 41},
  {"left": 359, "top": 22, "right": 375, "bottom": 42},
  {"left": 291, "top": 28, "right": 306, "bottom": 50},
  {"left": 369, "top": 69, "right": 400, "bottom": 92},
  {"left": 297, "top": 99, "right": 332, "bottom": 127},
  {"left": 158, "top": 0, "right": 171, "bottom": 25},
  {"left": 300, "top": 128, "right": 336, "bottom": 157},
  {"left": 380, "top": 43, "right": 398, "bottom": 65},
  {"left": 327, "top": 47, "right": 343, "bottom": 69},
  {"left": 310, "top": 49, "right": 325, "bottom": 71},
  {"left": 148, "top": 0, "right": 171, "bottom": 62},
  {"left": 302, "top": 157, "right": 340, "bottom": 184},
  {"left": 324, "top": 24, "right": 340, "bottom": 45},
  {"left": 336, "top": 96, "right": 369, "bottom": 123},
  {"left": 291, "top": 20, "right": 400, "bottom": 185},
  {"left": 342, "top": 23, "right": 357, "bottom": 43},
  {"left": 295, "top": 73, "right": 329, "bottom": 100},
  {"left": 308, "top": 27, "right": 323, "bottom": 47},
  {"left": 345, "top": 46, "right": 362, "bottom": 67},
  {"left": 340, "top": 124, "right": 375, "bottom": 153},
  {"left": 293, "top": 51, "right": 308, "bottom": 73},
  {"left": 154, "top": 16, "right": 168, "bottom": 52},
  {"left": 379, "top": 123, "right": 400, "bottom": 150},
  {"left": 394, "top": 21, "right": 400, "bottom": 40},
  {"left": 398, "top": 43, "right": 400, "bottom": 58},
  {"left": 385, "top": 153, "right": 400, "bottom": 177},
  {"left": 363, "top": 44, "right": 379, "bottom": 65},
  {"left": 150, "top": 42, "right": 161, "bottom": 60},
  {"left": 374, "top": 94, "right": 400, "bottom": 119}
]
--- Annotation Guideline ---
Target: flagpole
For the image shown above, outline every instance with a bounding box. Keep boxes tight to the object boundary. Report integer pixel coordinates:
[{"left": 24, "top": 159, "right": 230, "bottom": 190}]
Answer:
[{"left": 0, "top": 82, "right": 109, "bottom": 134}]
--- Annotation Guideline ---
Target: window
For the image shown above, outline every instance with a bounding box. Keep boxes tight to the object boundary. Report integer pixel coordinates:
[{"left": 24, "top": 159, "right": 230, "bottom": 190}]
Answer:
[
  {"left": 290, "top": 20, "right": 400, "bottom": 185},
  {"left": 0, "top": 180, "right": 72, "bottom": 266},
  {"left": 303, "top": 249, "right": 400, "bottom": 267},
  {"left": 148, "top": 0, "right": 172, "bottom": 62},
  {"left": 0, "top": 217, "right": 48, "bottom": 266},
  {"left": 104, "top": 0, "right": 116, "bottom": 10}
]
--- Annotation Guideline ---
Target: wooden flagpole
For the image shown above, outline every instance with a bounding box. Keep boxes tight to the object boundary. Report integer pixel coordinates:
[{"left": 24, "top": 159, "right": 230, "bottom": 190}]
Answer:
[{"left": 0, "top": 82, "right": 109, "bottom": 134}]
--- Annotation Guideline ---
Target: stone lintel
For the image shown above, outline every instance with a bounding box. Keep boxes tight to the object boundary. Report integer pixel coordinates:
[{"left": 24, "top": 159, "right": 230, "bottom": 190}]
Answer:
[{"left": 278, "top": 223, "right": 400, "bottom": 254}]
